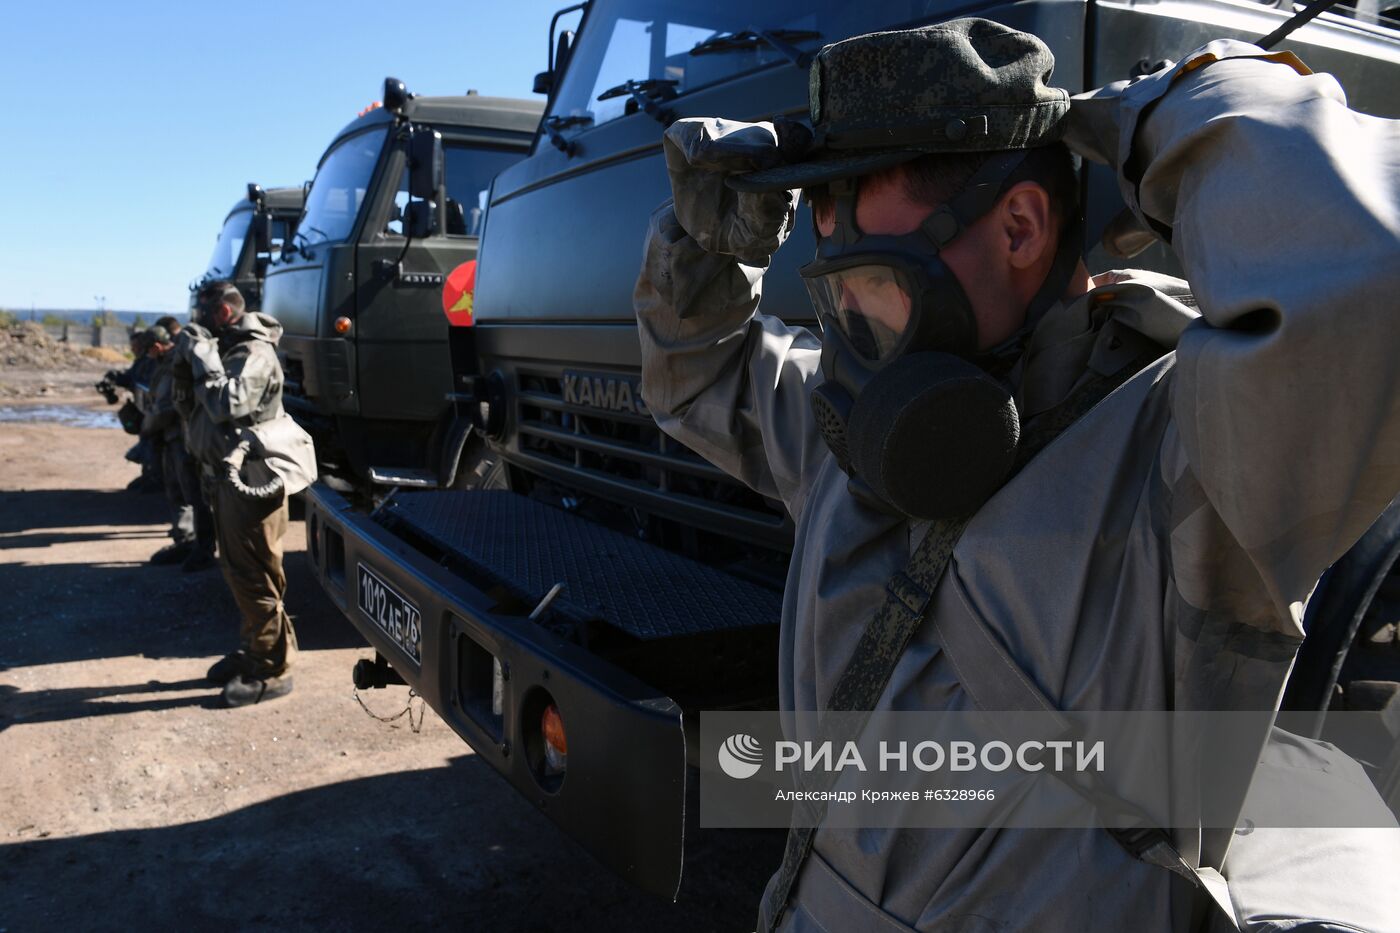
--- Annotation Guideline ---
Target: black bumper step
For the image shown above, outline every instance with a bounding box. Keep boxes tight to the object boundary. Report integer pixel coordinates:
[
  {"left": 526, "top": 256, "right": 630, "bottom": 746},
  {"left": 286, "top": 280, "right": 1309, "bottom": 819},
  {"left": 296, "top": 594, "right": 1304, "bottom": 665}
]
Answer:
[{"left": 383, "top": 490, "right": 782, "bottom": 640}]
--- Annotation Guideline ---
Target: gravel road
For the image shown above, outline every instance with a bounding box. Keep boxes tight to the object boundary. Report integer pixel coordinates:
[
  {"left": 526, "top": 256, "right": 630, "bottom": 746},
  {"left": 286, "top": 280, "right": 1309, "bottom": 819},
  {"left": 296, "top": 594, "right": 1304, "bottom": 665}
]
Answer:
[{"left": 0, "top": 389, "right": 779, "bottom": 932}]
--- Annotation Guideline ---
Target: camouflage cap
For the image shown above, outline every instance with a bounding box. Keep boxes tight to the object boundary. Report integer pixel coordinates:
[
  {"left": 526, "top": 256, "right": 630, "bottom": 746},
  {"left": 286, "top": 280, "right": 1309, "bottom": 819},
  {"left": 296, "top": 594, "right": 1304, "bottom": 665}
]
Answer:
[
  {"left": 730, "top": 18, "right": 1069, "bottom": 193},
  {"left": 147, "top": 325, "right": 172, "bottom": 346}
]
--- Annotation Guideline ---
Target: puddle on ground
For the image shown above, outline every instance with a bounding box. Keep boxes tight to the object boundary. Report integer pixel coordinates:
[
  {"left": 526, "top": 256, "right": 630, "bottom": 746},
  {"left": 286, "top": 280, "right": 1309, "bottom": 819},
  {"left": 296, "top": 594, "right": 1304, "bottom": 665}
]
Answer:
[{"left": 0, "top": 406, "right": 120, "bottom": 430}]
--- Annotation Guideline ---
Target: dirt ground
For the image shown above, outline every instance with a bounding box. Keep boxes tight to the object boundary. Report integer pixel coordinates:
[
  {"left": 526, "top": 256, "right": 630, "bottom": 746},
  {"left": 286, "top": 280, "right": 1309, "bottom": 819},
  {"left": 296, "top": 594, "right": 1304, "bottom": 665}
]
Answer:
[{"left": 0, "top": 374, "right": 779, "bottom": 932}]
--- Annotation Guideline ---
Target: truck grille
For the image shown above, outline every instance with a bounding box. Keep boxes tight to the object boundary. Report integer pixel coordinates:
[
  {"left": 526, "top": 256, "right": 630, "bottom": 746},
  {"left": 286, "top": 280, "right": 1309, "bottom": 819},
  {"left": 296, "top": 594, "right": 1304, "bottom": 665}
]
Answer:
[{"left": 509, "top": 367, "right": 792, "bottom": 556}]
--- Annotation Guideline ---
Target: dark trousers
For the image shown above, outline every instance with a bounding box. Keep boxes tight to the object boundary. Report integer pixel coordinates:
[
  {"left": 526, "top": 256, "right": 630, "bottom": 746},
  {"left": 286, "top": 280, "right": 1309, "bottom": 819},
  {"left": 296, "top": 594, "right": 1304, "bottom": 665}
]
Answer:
[
  {"left": 141, "top": 437, "right": 165, "bottom": 485},
  {"left": 209, "top": 479, "right": 298, "bottom": 676},
  {"left": 155, "top": 438, "right": 191, "bottom": 544},
  {"left": 163, "top": 440, "right": 214, "bottom": 553}
]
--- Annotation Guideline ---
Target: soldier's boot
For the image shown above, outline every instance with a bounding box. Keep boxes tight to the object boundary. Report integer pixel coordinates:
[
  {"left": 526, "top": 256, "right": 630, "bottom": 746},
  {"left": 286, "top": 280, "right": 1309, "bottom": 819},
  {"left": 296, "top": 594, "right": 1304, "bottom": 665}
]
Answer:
[
  {"left": 222, "top": 673, "right": 294, "bottom": 708},
  {"left": 181, "top": 548, "right": 217, "bottom": 573},
  {"left": 149, "top": 542, "right": 193, "bottom": 565},
  {"left": 136, "top": 474, "right": 164, "bottom": 494},
  {"left": 206, "top": 651, "right": 254, "bottom": 685}
]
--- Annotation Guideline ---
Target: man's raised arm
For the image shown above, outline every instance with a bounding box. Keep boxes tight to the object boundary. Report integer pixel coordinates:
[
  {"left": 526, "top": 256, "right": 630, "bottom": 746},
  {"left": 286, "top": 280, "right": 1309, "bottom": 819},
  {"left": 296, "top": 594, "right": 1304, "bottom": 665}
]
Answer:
[
  {"left": 1068, "top": 41, "right": 1400, "bottom": 626},
  {"left": 634, "top": 119, "right": 831, "bottom": 518}
]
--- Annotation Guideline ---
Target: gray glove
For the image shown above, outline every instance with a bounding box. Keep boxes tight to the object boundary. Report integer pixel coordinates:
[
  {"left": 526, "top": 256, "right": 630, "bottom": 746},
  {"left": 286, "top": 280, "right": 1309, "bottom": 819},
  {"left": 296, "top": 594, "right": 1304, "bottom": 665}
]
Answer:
[
  {"left": 1061, "top": 79, "right": 1137, "bottom": 169},
  {"left": 1063, "top": 78, "right": 1162, "bottom": 258},
  {"left": 179, "top": 321, "right": 213, "bottom": 342},
  {"left": 662, "top": 118, "right": 798, "bottom": 266},
  {"left": 176, "top": 327, "right": 224, "bottom": 380}
]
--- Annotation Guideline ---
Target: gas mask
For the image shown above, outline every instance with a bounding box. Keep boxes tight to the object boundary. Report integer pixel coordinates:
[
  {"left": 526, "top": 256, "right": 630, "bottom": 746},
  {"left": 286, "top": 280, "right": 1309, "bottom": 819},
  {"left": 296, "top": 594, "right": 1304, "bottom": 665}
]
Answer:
[
  {"left": 194, "top": 300, "right": 228, "bottom": 336},
  {"left": 803, "top": 150, "right": 1078, "bottom": 520},
  {"left": 192, "top": 282, "right": 244, "bottom": 341}
]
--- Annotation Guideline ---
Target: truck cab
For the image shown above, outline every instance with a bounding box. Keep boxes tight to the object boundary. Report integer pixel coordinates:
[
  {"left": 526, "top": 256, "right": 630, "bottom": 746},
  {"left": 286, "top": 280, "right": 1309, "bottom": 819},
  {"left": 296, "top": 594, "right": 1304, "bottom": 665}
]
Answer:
[
  {"left": 193, "top": 184, "right": 304, "bottom": 313},
  {"left": 303, "top": 0, "right": 1400, "bottom": 900},
  {"left": 263, "top": 82, "right": 542, "bottom": 494}
]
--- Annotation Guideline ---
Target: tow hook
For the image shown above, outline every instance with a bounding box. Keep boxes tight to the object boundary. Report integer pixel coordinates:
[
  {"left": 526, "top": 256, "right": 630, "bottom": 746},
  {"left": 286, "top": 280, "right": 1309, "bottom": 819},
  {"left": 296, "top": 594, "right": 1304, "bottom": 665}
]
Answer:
[{"left": 353, "top": 653, "right": 407, "bottom": 690}]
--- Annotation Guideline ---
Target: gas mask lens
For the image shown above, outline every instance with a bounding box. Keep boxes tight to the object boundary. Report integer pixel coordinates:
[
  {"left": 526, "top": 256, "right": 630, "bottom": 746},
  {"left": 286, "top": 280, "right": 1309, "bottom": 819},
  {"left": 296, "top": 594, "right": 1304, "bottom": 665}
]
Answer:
[{"left": 804, "top": 263, "right": 914, "bottom": 361}]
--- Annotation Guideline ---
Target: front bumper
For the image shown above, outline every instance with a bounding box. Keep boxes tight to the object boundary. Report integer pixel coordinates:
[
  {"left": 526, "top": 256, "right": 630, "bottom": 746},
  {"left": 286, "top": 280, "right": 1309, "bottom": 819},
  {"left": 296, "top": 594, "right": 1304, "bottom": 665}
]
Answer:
[{"left": 302, "top": 483, "right": 689, "bottom": 898}]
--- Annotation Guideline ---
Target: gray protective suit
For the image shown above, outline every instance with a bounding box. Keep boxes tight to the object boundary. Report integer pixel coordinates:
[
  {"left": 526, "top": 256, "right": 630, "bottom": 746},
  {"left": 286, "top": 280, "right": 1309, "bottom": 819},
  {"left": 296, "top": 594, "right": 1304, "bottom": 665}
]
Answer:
[
  {"left": 178, "top": 312, "right": 317, "bottom": 496},
  {"left": 635, "top": 43, "right": 1400, "bottom": 932},
  {"left": 176, "top": 311, "right": 317, "bottom": 676},
  {"left": 141, "top": 352, "right": 194, "bottom": 545}
]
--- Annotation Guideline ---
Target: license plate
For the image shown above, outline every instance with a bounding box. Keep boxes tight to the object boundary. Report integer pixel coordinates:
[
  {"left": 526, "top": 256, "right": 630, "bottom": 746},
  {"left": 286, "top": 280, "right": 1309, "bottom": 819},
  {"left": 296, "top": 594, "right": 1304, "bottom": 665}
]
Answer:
[{"left": 357, "top": 563, "right": 422, "bottom": 666}]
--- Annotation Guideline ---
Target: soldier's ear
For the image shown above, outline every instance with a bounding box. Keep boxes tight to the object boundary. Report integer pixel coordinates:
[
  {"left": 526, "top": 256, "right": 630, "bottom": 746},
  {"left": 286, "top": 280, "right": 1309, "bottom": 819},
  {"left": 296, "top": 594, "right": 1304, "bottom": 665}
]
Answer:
[{"left": 1000, "top": 182, "right": 1054, "bottom": 270}]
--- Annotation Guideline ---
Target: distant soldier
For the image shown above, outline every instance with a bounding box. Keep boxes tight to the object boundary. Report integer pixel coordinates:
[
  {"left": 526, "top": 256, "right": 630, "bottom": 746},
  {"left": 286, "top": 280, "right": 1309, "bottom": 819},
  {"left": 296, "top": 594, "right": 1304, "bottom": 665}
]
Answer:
[
  {"left": 121, "top": 329, "right": 163, "bottom": 493},
  {"left": 175, "top": 281, "right": 317, "bottom": 707},
  {"left": 141, "top": 325, "right": 215, "bottom": 570}
]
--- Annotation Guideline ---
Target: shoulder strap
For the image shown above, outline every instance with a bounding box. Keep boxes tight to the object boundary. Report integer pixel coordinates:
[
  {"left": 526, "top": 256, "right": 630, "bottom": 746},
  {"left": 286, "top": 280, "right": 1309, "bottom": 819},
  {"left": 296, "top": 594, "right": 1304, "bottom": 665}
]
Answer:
[
  {"left": 761, "top": 349, "right": 1174, "bottom": 932},
  {"left": 761, "top": 516, "right": 967, "bottom": 932}
]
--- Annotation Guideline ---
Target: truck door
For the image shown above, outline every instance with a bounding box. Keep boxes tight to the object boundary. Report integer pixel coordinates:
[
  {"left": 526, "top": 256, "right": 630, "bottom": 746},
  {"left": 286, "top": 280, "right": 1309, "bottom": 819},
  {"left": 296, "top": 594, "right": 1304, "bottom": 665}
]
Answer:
[{"left": 352, "top": 136, "right": 528, "bottom": 423}]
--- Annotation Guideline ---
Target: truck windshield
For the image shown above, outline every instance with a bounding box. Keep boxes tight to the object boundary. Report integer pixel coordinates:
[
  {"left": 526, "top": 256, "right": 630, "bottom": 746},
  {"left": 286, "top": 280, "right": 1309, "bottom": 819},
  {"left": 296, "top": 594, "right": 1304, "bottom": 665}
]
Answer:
[
  {"left": 206, "top": 209, "right": 251, "bottom": 277},
  {"left": 386, "top": 144, "right": 524, "bottom": 237},
  {"left": 298, "top": 127, "right": 389, "bottom": 248},
  {"left": 547, "top": 0, "right": 953, "bottom": 131}
]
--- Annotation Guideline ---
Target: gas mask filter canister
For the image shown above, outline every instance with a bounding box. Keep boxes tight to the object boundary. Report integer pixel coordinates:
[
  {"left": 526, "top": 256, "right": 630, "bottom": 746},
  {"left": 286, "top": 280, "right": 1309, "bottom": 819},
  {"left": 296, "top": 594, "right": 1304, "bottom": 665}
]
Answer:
[{"left": 812, "top": 347, "right": 1020, "bottom": 521}]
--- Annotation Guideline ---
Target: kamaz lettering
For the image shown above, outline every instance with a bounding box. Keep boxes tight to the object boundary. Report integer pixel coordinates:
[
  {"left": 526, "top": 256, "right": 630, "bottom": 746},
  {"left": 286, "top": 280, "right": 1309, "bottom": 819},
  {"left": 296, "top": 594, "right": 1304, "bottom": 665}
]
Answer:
[{"left": 562, "top": 371, "right": 648, "bottom": 416}]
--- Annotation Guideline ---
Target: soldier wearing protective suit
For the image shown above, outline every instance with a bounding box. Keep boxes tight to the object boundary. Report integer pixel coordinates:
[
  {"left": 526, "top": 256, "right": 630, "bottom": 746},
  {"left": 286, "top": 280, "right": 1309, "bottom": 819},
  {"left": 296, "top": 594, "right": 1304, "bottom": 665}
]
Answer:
[
  {"left": 120, "top": 329, "right": 164, "bottom": 493},
  {"left": 635, "top": 19, "right": 1400, "bottom": 933},
  {"left": 176, "top": 280, "right": 317, "bottom": 708},
  {"left": 141, "top": 325, "right": 217, "bottom": 570}
]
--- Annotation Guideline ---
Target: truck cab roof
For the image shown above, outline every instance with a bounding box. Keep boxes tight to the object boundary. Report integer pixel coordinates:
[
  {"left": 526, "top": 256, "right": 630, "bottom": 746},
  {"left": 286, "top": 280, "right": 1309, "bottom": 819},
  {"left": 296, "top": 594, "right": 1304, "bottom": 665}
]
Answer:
[
  {"left": 325, "top": 94, "right": 545, "bottom": 157},
  {"left": 220, "top": 184, "right": 306, "bottom": 225}
]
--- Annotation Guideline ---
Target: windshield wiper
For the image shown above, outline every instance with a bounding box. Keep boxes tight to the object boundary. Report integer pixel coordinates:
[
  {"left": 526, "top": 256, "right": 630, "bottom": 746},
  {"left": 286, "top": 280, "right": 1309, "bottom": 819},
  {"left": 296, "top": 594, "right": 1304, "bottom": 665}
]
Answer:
[
  {"left": 286, "top": 224, "right": 328, "bottom": 259},
  {"left": 542, "top": 114, "right": 593, "bottom": 156},
  {"left": 596, "top": 78, "right": 679, "bottom": 126},
  {"left": 690, "top": 28, "right": 822, "bottom": 69}
]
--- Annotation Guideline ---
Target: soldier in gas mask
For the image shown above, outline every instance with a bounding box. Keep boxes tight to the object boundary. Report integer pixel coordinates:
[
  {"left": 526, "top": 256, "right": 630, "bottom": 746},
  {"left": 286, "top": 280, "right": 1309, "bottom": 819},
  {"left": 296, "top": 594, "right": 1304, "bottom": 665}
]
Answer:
[
  {"left": 635, "top": 19, "right": 1400, "bottom": 933},
  {"left": 175, "top": 280, "right": 317, "bottom": 708}
]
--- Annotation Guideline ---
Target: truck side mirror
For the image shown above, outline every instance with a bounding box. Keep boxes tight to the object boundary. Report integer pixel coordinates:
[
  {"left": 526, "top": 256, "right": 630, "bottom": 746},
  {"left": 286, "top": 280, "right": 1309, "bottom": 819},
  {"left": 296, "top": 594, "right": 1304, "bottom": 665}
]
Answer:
[
  {"left": 405, "top": 200, "right": 437, "bottom": 238},
  {"left": 408, "top": 127, "right": 444, "bottom": 202},
  {"left": 533, "top": 30, "right": 576, "bottom": 95},
  {"left": 251, "top": 212, "right": 273, "bottom": 254},
  {"left": 555, "top": 30, "right": 575, "bottom": 77}
]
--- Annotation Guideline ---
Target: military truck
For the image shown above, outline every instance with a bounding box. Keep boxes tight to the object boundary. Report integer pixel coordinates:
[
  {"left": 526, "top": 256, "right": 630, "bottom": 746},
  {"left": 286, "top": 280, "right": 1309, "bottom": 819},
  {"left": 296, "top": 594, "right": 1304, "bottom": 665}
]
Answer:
[
  {"left": 262, "top": 81, "right": 542, "bottom": 494},
  {"left": 302, "top": 0, "right": 1400, "bottom": 899},
  {"left": 193, "top": 184, "right": 305, "bottom": 312}
]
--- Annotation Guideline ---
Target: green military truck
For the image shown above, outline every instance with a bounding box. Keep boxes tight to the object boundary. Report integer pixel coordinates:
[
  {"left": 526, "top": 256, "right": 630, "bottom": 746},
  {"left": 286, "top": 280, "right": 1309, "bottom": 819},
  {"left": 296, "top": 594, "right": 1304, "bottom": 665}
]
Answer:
[
  {"left": 302, "top": 0, "right": 1400, "bottom": 899},
  {"left": 263, "top": 81, "right": 542, "bottom": 494},
  {"left": 193, "top": 184, "right": 305, "bottom": 312}
]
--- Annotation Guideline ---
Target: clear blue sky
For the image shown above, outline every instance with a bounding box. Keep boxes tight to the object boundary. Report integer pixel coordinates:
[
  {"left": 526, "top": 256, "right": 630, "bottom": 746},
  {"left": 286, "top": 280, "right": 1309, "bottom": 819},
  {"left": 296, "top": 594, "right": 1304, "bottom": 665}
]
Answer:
[{"left": 0, "top": 0, "right": 571, "bottom": 313}]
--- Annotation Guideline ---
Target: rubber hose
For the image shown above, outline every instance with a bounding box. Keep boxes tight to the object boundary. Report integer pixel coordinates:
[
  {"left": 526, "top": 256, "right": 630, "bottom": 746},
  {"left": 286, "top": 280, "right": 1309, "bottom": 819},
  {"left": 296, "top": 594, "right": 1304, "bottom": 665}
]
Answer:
[{"left": 225, "top": 464, "right": 285, "bottom": 501}]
